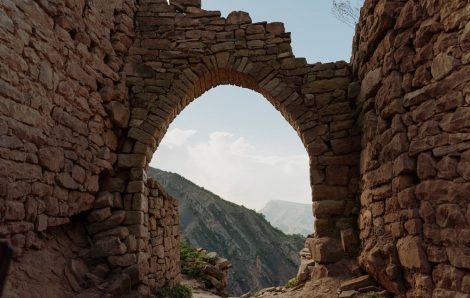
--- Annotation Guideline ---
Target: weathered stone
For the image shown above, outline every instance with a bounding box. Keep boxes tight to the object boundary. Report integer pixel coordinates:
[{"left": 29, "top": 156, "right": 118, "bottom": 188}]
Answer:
[
  {"left": 56, "top": 173, "right": 80, "bottom": 190},
  {"left": 226, "top": 11, "right": 251, "bottom": 25},
  {"left": 358, "top": 68, "right": 382, "bottom": 101},
  {"left": 440, "top": 107, "right": 470, "bottom": 132},
  {"left": 5, "top": 201, "right": 25, "bottom": 220},
  {"left": 446, "top": 247, "right": 470, "bottom": 270},
  {"left": 313, "top": 185, "right": 348, "bottom": 201},
  {"left": 127, "top": 128, "right": 156, "bottom": 146},
  {"left": 132, "top": 194, "right": 149, "bottom": 212},
  {"left": 340, "top": 275, "right": 373, "bottom": 291},
  {"left": 124, "top": 211, "right": 145, "bottom": 225},
  {"left": 308, "top": 237, "right": 343, "bottom": 263},
  {"left": 88, "top": 208, "right": 112, "bottom": 223},
  {"left": 397, "top": 236, "right": 430, "bottom": 272},
  {"left": 340, "top": 228, "right": 359, "bottom": 253},
  {"left": 266, "top": 22, "right": 284, "bottom": 34},
  {"left": 108, "top": 254, "right": 137, "bottom": 267},
  {"left": 313, "top": 200, "right": 345, "bottom": 217},
  {"left": 436, "top": 204, "right": 466, "bottom": 228},
  {"left": 39, "top": 61, "right": 54, "bottom": 90},
  {"left": 38, "top": 147, "right": 64, "bottom": 172},
  {"left": 87, "top": 211, "right": 126, "bottom": 235},
  {"left": 105, "top": 101, "right": 130, "bottom": 128},
  {"left": 117, "top": 154, "right": 146, "bottom": 168},
  {"left": 127, "top": 181, "right": 145, "bottom": 193},
  {"left": 95, "top": 192, "right": 114, "bottom": 209},
  {"left": 417, "top": 153, "right": 436, "bottom": 179},
  {"left": 91, "top": 237, "right": 127, "bottom": 258},
  {"left": 431, "top": 53, "right": 456, "bottom": 80},
  {"left": 93, "top": 227, "right": 130, "bottom": 241}
]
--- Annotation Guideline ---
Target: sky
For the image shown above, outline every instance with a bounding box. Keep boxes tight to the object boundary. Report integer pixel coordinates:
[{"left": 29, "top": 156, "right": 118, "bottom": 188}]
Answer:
[{"left": 150, "top": 0, "right": 359, "bottom": 210}]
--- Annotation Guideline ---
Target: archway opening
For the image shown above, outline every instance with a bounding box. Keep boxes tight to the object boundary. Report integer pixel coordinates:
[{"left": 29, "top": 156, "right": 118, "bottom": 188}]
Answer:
[{"left": 147, "top": 85, "right": 312, "bottom": 295}]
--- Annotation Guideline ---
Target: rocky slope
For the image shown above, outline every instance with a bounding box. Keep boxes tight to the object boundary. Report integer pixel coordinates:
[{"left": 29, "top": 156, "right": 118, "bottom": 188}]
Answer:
[
  {"left": 148, "top": 168, "right": 305, "bottom": 296},
  {"left": 259, "top": 200, "right": 314, "bottom": 236}
]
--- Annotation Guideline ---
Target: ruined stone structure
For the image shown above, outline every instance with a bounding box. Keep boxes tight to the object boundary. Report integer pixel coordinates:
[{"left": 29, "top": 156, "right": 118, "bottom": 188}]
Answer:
[
  {"left": 0, "top": 0, "right": 469, "bottom": 297},
  {"left": 353, "top": 1, "right": 470, "bottom": 297}
]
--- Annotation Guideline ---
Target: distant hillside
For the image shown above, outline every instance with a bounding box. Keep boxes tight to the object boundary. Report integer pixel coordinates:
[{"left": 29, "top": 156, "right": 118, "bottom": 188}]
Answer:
[
  {"left": 259, "top": 200, "right": 314, "bottom": 236},
  {"left": 148, "top": 168, "right": 305, "bottom": 296}
]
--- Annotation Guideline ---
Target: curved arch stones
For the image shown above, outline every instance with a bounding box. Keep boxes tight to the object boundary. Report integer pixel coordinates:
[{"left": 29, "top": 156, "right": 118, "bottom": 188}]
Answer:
[{"left": 96, "top": 0, "right": 360, "bottom": 292}]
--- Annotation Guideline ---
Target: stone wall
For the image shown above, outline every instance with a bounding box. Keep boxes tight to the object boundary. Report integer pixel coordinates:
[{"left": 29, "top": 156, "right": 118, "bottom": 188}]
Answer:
[
  {"left": 2, "top": 0, "right": 469, "bottom": 297},
  {"left": 120, "top": 0, "right": 359, "bottom": 251},
  {"left": 353, "top": 0, "right": 470, "bottom": 296},
  {"left": 0, "top": 0, "right": 136, "bottom": 256}
]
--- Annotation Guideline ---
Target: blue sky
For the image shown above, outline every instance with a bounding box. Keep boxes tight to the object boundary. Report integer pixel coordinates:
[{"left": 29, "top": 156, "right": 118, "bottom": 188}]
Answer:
[{"left": 151, "top": 0, "right": 359, "bottom": 210}]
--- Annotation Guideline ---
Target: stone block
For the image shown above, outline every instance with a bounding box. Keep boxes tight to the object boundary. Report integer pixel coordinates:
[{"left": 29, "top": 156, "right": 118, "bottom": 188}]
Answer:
[
  {"left": 95, "top": 192, "right": 114, "bottom": 208},
  {"left": 358, "top": 68, "right": 382, "bottom": 102},
  {"left": 266, "top": 22, "right": 284, "bottom": 34},
  {"left": 88, "top": 208, "right": 112, "bottom": 223},
  {"left": 313, "top": 185, "right": 348, "bottom": 201},
  {"left": 5, "top": 201, "right": 25, "bottom": 220},
  {"left": 91, "top": 236, "right": 127, "bottom": 258},
  {"left": 313, "top": 200, "right": 345, "bottom": 217},
  {"left": 226, "top": 11, "right": 251, "bottom": 25},
  {"left": 124, "top": 211, "right": 145, "bottom": 225},
  {"left": 38, "top": 147, "right": 64, "bottom": 172},
  {"left": 446, "top": 246, "right": 470, "bottom": 269},
  {"left": 436, "top": 204, "right": 466, "bottom": 228},
  {"left": 431, "top": 53, "right": 456, "bottom": 80},
  {"left": 340, "top": 228, "right": 359, "bottom": 253},
  {"left": 340, "top": 275, "right": 373, "bottom": 291},
  {"left": 56, "top": 173, "right": 80, "bottom": 190},
  {"left": 105, "top": 101, "right": 129, "bottom": 128},
  {"left": 308, "top": 237, "right": 343, "bottom": 263},
  {"left": 93, "top": 227, "right": 130, "bottom": 241},
  {"left": 117, "top": 154, "right": 146, "bottom": 168},
  {"left": 170, "top": 0, "right": 201, "bottom": 8},
  {"left": 108, "top": 254, "right": 137, "bottom": 267},
  {"left": 397, "top": 236, "right": 430, "bottom": 272},
  {"left": 132, "top": 194, "right": 149, "bottom": 212},
  {"left": 87, "top": 211, "right": 126, "bottom": 235},
  {"left": 127, "top": 180, "right": 145, "bottom": 194}
]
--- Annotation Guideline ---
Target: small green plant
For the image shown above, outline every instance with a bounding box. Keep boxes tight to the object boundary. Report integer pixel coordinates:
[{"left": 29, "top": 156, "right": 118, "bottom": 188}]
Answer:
[
  {"left": 180, "top": 241, "right": 210, "bottom": 279},
  {"left": 363, "top": 292, "right": 379, "bottom": 298},
  {"left": 285, "top": 277, "right": 298, "bottom": 289},
  {"left": 155, "top": 284, "right": 192, "bottom": 298}
]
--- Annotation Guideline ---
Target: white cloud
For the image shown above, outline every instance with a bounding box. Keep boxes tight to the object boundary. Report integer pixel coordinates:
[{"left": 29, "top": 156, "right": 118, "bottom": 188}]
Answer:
[
  {"left": 151, "top": 130, "right": 311, "bottom": 210},
  {"left": 160, "top": 128, "right": 197, "bottom": 149}
]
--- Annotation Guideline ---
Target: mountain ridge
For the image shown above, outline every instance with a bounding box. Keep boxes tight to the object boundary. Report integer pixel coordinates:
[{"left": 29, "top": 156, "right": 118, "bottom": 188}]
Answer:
[
  {"left": 259, "top": 200, "right": 314, "bottom": 236},
  {"left": 148, "top": 168, "right": 305, "bottom": 295}
]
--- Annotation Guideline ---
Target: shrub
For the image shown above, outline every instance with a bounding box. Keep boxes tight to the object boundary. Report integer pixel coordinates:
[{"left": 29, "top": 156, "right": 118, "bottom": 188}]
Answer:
[
  {"left": 180, "top": 241, "right": 211, "bottom": 279},
  {"left": 285, "top": 277, "right": 298, "bottom": 289},
  {"left": 155, "top": 284, "right": 192, "bottom": 298}
]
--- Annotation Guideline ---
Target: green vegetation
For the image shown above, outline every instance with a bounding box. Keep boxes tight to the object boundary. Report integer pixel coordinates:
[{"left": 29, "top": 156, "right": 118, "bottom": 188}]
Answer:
[
  {"left": 148, "top": 168, "right": 306, "bottom": 295},
  {"left": 155, "top": 284, "right": 192, "bottom": 298},
  {"left": 285, "top": 277, "right": 299, "bottom": 289},
  {"left": 180, "top": 240, "right": 215, "bottom": 279}
]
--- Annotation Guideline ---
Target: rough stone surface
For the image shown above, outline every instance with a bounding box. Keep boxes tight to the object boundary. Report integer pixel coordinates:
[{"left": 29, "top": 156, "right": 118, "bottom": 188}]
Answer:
[
  {"left": 353, "top": 0, "right": 470, "bottom": 297},
  {"left": 1, "top": 0, "right": 469, "bottom": 297}
]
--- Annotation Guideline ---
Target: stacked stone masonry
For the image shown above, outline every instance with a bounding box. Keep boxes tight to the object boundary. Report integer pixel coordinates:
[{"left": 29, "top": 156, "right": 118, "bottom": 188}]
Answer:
[
  {"left": 353, "top": 0, "right": 470, "bottom": 297},
  {"left": 0, "top": 0, "right": 468, "bottom": 297}
]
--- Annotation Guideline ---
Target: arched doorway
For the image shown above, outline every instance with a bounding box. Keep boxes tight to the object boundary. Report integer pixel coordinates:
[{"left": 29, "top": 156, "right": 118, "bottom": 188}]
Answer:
[
  {"left": 149, "top": 84, "right": 312, "bottom": 294},
  {"left": 93, "top": 0, "right": 360, "bottom": 292}
]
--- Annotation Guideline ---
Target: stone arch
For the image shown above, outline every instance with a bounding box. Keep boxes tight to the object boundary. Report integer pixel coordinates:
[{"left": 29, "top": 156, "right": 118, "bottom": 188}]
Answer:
[{"left": 92, "top": 0, "right": 360, "bottom": 292}]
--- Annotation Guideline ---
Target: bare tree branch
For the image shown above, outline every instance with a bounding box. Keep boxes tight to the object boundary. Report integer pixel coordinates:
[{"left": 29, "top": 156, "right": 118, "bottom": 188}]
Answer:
[{"left": 331, "top": 0, "right": 362, "bottom": 28}]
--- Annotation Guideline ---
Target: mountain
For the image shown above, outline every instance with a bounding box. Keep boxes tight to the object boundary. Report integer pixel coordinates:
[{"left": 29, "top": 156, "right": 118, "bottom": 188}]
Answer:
[
  {"left": 259, "top": 200, "right": 314, "bottom": 236},
  {"left": 147, "top": 168, "right": 305, "bottom": 296}
]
